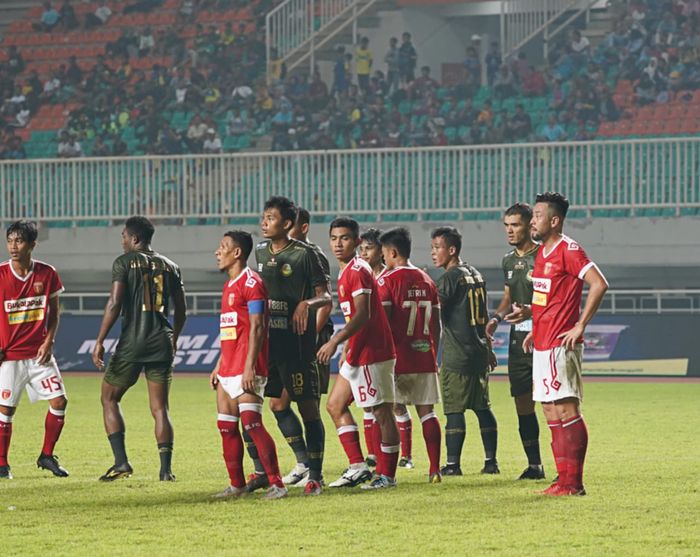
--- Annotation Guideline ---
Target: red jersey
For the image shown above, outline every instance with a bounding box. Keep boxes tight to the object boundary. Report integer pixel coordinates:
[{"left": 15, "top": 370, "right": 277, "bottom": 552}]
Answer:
[
  {"left": 218, "top": 267, "right": 269, "bottom": 377},
  {"left": 0, "top": 260, "right": 64, "bottom": 361},
  {"left": 378, "top": 265, "right": 439, "bottom": 374},
  {"left": 531, "top": 235, "right": 596, "bottom": 351},
  {"left": 337, "top": 257, "right": 395, "bottom": 367}
]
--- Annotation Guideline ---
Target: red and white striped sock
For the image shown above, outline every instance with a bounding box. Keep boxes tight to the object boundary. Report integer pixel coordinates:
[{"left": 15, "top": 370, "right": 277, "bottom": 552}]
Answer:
[
  {"left": 337, "top": 424, "right": 365, "bottom": 466},
  {"left": 396, "top": 412, "right": 412, "bottom": 460}
]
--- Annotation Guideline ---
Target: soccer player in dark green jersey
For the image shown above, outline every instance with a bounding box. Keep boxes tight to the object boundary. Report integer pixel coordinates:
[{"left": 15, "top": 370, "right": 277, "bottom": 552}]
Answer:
[
  {"left": 430, "top": 226, "right": 500, "bottom": 476},
  {"left": 289, "top": 208, "right": 334, "bottom": 397},
  {"left": 92, "top": 216, "right": 187, "bottom": 482},
  {"left": 485, "top": 203, "right": 545, "bottom": 480},
  {"left": 246, "top": 196, "right": 331, "bottom": 496}
]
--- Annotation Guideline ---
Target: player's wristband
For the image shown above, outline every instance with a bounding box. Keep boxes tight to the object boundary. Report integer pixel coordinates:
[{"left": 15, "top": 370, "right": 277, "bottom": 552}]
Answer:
[{"left": 491, "top": 314, "right": 503, "bottom": 323}]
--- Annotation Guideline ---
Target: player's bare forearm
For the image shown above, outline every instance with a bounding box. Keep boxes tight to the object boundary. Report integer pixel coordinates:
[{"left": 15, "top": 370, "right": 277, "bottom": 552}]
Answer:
[
  {"left": 306, "top": 284, "right": 332, "bottom": 310},
  {"left": 44, "top": 296, "right": 60, "bottom": 345},
  {"left": 578, "top": 269, "right": 609, "bottom": 329},
  {"left": 293, "top": 285, "right": 331, "bottom": 334},
  {"left": 317, "top": 294, "right": 369, "bottom": 364},
  {"left": 493, "top": 287, "right": 512, "bottom": 321},
  {"left": 315, "top": 303, "right": 332, "bottom": 335},
  {"left": 96, "top": 281, "right": 125, "bottom": 343},
  {"left": 210, "top": 356, "right": 221, "bottom": 389},
  {"left": 244, "top": 313, "right": 264, "bottom": 374}
]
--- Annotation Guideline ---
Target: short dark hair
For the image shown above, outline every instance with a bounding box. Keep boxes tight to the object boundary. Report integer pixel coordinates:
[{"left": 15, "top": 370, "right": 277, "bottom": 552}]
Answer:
[
  {"left": 224, "top": 230, "right": 253, "bottom": 261},
  {"left": 6, "top": 220, "right": 38, "bottom": 243},
  {"left": 379, "top": 227, "right": 411, "bottom": 258},
  {"left": 296, "top": 207, "right": 310, "bottom": 227},
  {"left": 504, "top": 202, "right": 533, "bottom": 222},
  {"left": 329, "top": 217, "right": 360, "bottom": 239},
  {"left": 360, "top": 227, "right": 383, "bottom": 245},
  {"left": 124, "top": 216, "right": 155, "bottom": 244},
  {"left": 264, "top": 196, "right": 298, "bottom": 225},
  {"left": 431, "top": 226, "right": 462, "bottom": 254},
  {"left": 535, "top": 192, "right": 570, "bottom": 219}
]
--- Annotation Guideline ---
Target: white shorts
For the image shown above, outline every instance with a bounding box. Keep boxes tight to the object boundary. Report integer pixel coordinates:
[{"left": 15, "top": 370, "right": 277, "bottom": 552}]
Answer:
[
  {"left": 0, "top": 357, "right": 66, "bottom": 407},
  {"left": 217, "top": 374, "right": 267, "bottom": 401},
  {"left": 340, "top": 359, "right": 395, "bottom": 409},
  {"left": 532, "top": 345, "right": 583, "bottom": 403},
  {"left": 394, "top": 372, "right": 440, "bottom": 405}
]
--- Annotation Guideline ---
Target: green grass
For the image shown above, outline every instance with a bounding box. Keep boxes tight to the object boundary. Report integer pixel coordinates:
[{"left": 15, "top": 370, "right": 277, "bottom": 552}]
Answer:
[{"left": 1, "top": 377, "right": 698, "bottom": 556}]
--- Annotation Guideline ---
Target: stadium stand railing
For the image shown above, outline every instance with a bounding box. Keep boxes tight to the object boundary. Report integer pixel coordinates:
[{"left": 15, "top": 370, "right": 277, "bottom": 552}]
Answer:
[
  {"left": 500, "top": 0, "right": 599, "bottom": 58},
  {"left": 59, "top": 289, "right": 700, "bottom": 315},
  {"left": 1, "top": 137, "right": 700, "bottom": 227}
]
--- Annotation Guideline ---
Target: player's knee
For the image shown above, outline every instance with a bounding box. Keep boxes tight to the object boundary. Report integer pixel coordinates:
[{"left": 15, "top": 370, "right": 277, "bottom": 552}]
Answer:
[
  {"left": 325, "top": 397, "right": 342, "bottom": 420},
  {"left": 393, "top": 403, "right": 407, "bottom": 416},
  {"left": 268, "top": 398, "right": 286, "bottom": 413},
  {"left": 51, "top": 397, "right": 68, "bottom": 411}
]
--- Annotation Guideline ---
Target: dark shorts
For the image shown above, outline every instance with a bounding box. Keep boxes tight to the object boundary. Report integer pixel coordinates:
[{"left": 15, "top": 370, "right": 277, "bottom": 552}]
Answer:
[
  {"left": 265, "top": 357, "right": 320, "bottom": 401},
  {"left": 440, "top": 367, "right": 491, "bottom": 414},
  {"left": 508, "top": 333, "right": 534, "bottom": 397},
  {"left": 104, "top": 355, "right": 173, "bottom": 390}
]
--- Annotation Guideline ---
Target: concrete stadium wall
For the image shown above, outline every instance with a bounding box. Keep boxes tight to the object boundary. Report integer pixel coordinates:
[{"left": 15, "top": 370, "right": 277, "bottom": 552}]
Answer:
[{"left": 33, "top": 216, "right": 700, "bottom": 292}]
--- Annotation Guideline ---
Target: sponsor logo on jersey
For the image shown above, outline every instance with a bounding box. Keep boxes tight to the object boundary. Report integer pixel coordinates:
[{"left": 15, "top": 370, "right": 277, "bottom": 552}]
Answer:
[
  {"left": 340, "top": 301, "right": 351, "bottom": 316},
  {"left": 4, "top": 295, "right": 46, "bottom": 313},
  {"left": 268, "top": 300, "right": 288, "bottom": 313},
  {"left": 34, "top": 281, "right": 44, "bottom": 295},
  {"left": 544, "top": 262, "right": 553, "bottom": 275},
  {"left": 266, "top": 257, "right": 277, "bottom": 267},
  {"left": 227, "top": 293, "right": 235, "bottom": 306},
  {"left": 1, "top": 390, "right": 11, "bottom": 400},
  {"left": 532, "top": 292, "right": 547, "bottom": 306},
  {"left": 339, "top": 285, "right": 345, "bottom": 297},
  {"left": 258, "top": 263, "right": 263, "bottom": 272},
  {"left": 220, "top": 312, "right": 238, "bottom": 327},
  {"left": 507, "top": 270, "right": 513, "bottom": 279},
  {"left": 220, "top": 327, "right": 237, "bottom": 341},
  {"left": 269, "top": 317, "right": 288, "bottom": 329},
  {"left": 7, "top": 308, "right": 45, "bottom": 325},
  {"left": 281, "top": 263, "right": 293, "bottom": 277},
  {"left": 532, "top": 277, "right": 551, "bottom": 293},
  {"left": 410, "top": 339, "right": 431, "bottom": 353},
  {"left": 514, "top": 261, "right": 525, "bottom": 270}
]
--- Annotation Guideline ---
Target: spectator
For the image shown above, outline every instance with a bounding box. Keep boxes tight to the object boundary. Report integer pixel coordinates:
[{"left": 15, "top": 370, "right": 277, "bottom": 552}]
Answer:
[
  {"left": 356, "top": 37, "right": 373, "bottom": 95},
  {"left": 59, "top": 0, "right": 78, "bottom": 30},
  {"left": 485, "top": 41, "right": 502, "bottom": 86},
  {"left": 384, "top": 37, "right": 400, "bottom": 95},
  {"left": 409, "top": 66, "right": 439, "bottom": 101},
  {"left": 463, "top": 46, "right": 481, "bottom": 83},
  {"left": 33, "top": 2, "right": 61, "bottom": 33},
  {"left": 493, "top": 65, "right": 517, "bottom": 99},
  {"left": 202, "top": 128, "right": 223, "bottom": 155},
  {"left": 477, "top": 100, "right": 493, "bottom": 126},
  {"left": 92, "top": 135, "right": 111, "bottom": 157},
  {"left": 11, "top": 104, "right": 31, "bottom": 128},
  {"left": 226, "top": 107, "right": 249, "bottom": 138},
  {"left": 7, "top": 46, "right": 25, "bottom": 76},
  {"left": 186, "top": 115, "right": 208, "bottom": 152},
  {"left": 271, "top": 104, "right": 293, "bottom": 150},
  {"left": 522, "top": 65, "right": 547, "bottom": 96},
  {"left": 42, "top": 72, "right": 62, "bottom": 102},
  {"left": 398, "top": 32, "right": 418, "bottom": 84},
  {"left": 308, "top": 71, "right": 329, "bottom": 111},
  {"left": 85, "top": 0, "right": 112, "bottom": 29},
  {"left": 3, "top": 136, "right": 27, "bottom": 160},
  {"left": 139, "top": 27, "right": 156, "bottom": 57},
  {"left": 123, "top": 0, "right": 164, "bottom": 15},
  {"left": 65, "top": 56, "right": 83, "bottom": 86},
  {"left": 512, "top": 51, "right": 530, "bottom": 82},
  {"left": 331, "top": 48, "right": 350, "bottom": 96},
  {"left": 57, "top": 133, "right": 83, "bottom": 158},
  {"left": 178, "top": 0, "right": 196, "bottom": 22},
  {"left": 508, "top": 104, "right": 532, "bottom": 140},
  {"left": 570, "top": 30, "right": 590, "bottom": 65},
  {"left": 634, "top": 74, "right": 656, "bottom": 104},
  {"left": 2, "top": 85, "right": 26, "bottom": 117},
  {"left": 539, "top": 114, "right": 567, "bottom": 142},
  {"left": 112, "top": 136, "right": 128, "bottom": 156}
]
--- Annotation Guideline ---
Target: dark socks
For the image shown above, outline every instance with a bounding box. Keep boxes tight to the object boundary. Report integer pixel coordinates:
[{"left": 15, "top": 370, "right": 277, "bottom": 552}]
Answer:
[
  {"left": 242, "top": 428, "right": 265, "bottom": 475},
  {"left": 475, "top": 408, "right": 498, "bottom": 461},
  {"left": 303, "top": 419, "right": 325, "bottom": 482},
  {"left": 158, "top": 442, "right": 173, "bottom": 473},
  {"left": 518, "top": 413, "right": 542, "bottom": 466},
  {"left": 445, "top": 413, "right": 466, "bottom": 466},
  {"left": 108, "top": 432, "right": 128, "bottom": 466},
  {"left": 273, "top": 408, "right": 308, "bottom": 464}
]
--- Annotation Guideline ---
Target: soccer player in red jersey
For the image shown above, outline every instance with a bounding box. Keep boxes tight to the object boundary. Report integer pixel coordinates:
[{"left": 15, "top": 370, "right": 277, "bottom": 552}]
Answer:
[
  {"left": 318, "top": 218, "right": 400, "bottom": 490},
  {"left": 210, "top": 230, "right": 286, "bottom": 499},
  {"left": 357, "top": 227, "right": 385, "bottom": 467},
  {"left": 522, "top": 192, "right": 608, "bottom": 496},
  {"left": 0, "top": 220, "right": 69, "bottom": 479},
  {"left": 377, "top": 227, "right": 443, "bottom": 482}
]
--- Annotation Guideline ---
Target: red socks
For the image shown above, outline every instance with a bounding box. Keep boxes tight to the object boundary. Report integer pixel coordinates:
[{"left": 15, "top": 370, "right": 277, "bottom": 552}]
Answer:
[
  {"left": 217, "top": 414, "right": 245, "bottom": 489},
  {"left": 337, "top": 425, "right": 365, "bottom": 465},
  {"left": 372, "top": 420, "right": 384, "bottom": 475},
  {"left": 0, "top": 415, "right": 12, "bottom": 467},
  {"left": 396, "top": 412, "right": 412, "bottom": 460},
  {"left": 420, "top": 412, "right": 441, "bottom": 476},
  {"left": 380, "top": 443, "right": 400, "bottom": 479},
  {"left": 42, "top": 408, "right": 65, "bottom": 456},
  {"left": 561, "top": 415, "right": 588, "bottom": 490},
  {"left": 240, "top": 403, "right": 284, "bottom": 489},
  {"left": 362, "top": 412, "right": 376, "bottom": 458},
  {"left": 547, "top": 420, "right": 566, "bottom": 483}
]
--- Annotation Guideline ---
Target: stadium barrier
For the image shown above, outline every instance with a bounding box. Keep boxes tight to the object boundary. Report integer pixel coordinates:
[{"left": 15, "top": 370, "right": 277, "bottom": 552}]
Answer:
[
  {"left": 55, "top": 313, "right": 700, "bottom": 377},
  {"left": 2, "top": 138, "right": 700, "bottom": 226}
]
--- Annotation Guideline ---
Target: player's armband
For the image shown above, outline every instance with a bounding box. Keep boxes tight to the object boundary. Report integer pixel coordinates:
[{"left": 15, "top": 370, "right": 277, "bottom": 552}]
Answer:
[{"left": 247, "top": 300, "right": 266, "bottom": 314}]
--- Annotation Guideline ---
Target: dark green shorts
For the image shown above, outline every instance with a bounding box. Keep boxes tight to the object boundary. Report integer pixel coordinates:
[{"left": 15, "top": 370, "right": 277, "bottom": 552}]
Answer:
[
  {"left": 440, "top": 367, "right": 491, "bottom": 414},
  {"left": 508, "top": 334, "right": 533, "bottom": 397},
  {"left": 265, "top": 357, "right": 320, "bottom": 401},
  {"left": 104, "top": 355, "right": 173, "bottom": 390}
]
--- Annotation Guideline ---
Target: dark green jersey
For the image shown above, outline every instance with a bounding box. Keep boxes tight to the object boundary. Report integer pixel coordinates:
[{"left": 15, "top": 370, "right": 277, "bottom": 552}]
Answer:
[
  {"left": 112, "top": 250, "right": 184, "bottom": 362},
  {"left": 437, "top": 262, "right": 489, "bottom": 374},
  {"left": 255, "top": 239, "right": 329, "bottom": 363},
  {"left": 502, "top": 245, "right": 539, "bottom": 307}
]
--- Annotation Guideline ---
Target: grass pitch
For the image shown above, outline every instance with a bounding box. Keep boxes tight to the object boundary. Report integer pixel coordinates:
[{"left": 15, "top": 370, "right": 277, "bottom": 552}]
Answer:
[{"left": 0, "top": 376, "right": 697, "bottom": 556}]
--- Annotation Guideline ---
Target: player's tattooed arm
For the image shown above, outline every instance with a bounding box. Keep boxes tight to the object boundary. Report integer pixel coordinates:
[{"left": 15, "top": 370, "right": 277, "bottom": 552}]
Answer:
[
  {"left": 36, "top": 295, "right": 60, "bottom": 365},
  {"left": 292, "top": 283, "right": 331, "bottom": 335},
  {"left": 317, "top": 292, "right": 370, "bottom": 365},
  {"left": 92, "top": 280, "right": 126, "bottom": 370}
]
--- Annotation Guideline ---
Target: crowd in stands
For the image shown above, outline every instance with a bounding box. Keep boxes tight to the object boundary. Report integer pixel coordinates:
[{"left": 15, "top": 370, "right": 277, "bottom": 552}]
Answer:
[{"left": 1, "top": 0, "right": 699, "bottom": 159}]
